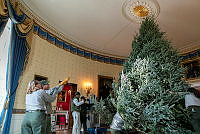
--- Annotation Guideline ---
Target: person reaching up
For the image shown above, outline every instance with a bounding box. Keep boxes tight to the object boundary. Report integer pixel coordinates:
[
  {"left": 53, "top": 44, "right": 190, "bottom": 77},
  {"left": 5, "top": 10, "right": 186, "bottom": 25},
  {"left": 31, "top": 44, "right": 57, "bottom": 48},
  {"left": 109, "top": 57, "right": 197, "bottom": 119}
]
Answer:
[{"left": 21, "top": 80, "right": 57, "bottom": 134}]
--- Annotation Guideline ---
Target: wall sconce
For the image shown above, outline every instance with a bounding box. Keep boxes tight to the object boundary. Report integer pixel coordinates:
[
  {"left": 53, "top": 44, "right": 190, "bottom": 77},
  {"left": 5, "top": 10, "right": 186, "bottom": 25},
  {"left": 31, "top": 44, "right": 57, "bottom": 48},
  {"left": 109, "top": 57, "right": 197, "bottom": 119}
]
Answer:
[{"left": 84, "top": 82, "right": 92, "bottom": 97}]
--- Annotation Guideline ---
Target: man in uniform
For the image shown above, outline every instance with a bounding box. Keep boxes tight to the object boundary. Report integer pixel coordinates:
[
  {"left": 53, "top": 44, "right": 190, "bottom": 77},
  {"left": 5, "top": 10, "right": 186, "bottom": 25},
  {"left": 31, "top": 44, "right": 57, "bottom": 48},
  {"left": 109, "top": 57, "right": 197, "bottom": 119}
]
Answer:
[{"left": 71, "top": 92, "right": 84, "bottom": 134}]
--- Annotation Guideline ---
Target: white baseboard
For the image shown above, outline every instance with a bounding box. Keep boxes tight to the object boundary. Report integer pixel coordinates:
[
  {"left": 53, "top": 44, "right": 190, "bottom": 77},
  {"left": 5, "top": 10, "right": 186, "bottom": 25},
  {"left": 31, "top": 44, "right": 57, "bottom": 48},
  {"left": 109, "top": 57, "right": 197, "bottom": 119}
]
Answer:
[{"left": 10, "top": 114, "right": 25, "bottom": 134}]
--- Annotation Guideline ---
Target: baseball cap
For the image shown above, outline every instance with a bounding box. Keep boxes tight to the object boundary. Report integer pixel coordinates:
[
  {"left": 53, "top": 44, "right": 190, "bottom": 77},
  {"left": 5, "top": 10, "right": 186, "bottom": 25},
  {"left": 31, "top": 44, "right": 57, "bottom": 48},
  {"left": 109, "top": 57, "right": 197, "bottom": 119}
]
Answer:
[{"left": 40, "top": 80, "right": 49, "bottom": 85}]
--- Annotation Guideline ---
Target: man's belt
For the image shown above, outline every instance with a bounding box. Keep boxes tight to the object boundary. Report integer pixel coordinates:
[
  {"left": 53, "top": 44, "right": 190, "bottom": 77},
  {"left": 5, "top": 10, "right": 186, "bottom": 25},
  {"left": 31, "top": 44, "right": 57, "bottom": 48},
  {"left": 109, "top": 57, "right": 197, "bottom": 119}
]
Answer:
[{"left": 26, "top": 109, "right": 46, "bottom": 113}]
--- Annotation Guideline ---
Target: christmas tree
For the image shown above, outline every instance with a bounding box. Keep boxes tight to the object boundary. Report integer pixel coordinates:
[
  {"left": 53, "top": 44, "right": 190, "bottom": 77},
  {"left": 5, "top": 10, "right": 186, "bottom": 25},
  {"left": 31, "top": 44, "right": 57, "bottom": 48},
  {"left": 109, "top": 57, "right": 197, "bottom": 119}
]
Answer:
[
  {"left": 113, "top": 17, "right": 192, "bottom": 133},
  {"left": 94, "top": 97, "right": 117, "bottom": 126}
]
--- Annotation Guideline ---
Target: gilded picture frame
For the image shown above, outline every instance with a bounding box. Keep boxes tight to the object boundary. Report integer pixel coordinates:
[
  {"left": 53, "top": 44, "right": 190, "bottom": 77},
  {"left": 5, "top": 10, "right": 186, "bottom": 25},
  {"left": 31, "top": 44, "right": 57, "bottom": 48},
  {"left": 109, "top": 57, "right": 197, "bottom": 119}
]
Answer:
[
  {"left": 181, "top": 49, "right": 200, "bottom": 82},
  {"left": 57, "top": 90, "right": 66, "bottom": 102}
]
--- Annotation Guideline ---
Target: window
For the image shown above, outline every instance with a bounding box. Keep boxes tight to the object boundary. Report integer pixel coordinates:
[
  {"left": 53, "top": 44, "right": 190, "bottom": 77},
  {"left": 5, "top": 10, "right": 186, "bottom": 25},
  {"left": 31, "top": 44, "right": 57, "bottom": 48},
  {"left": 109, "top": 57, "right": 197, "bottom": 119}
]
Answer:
[{"left": 0, "top": 19, "right": 11, "bottom": 115}]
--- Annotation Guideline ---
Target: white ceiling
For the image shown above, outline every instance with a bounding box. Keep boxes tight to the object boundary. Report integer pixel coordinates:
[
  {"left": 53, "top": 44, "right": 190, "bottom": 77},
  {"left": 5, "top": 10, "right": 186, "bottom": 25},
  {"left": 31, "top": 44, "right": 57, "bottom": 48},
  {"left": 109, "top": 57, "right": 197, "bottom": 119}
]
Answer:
[{"left": 21, "top": 0, "right": 200, "bottom": 57}]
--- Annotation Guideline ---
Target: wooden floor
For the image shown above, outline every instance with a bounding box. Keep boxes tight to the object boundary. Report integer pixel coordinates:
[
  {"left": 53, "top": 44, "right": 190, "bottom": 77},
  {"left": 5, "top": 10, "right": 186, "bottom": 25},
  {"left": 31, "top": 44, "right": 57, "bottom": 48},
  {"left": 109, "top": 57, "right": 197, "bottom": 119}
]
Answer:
[
  {"left": 55, "top": 129, "right": 72, "bottom": 134},
  {"left": 55, "top": 129, "right": 111, "bottom": 134}
]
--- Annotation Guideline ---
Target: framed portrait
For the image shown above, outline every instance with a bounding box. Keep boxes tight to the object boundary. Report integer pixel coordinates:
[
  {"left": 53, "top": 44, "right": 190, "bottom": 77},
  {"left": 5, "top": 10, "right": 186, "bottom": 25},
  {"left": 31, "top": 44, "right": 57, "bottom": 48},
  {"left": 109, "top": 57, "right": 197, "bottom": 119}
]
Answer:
[
  {"left": 98, "top": 75, "right": 113, "bottom": 99},
  {"left": 182, "top": 58, "right": 200, "bottom": 80},
  {"left": 57, "top": 90, "right": 66, "bottom": 102},
  {"left": 181, "top": 49, "right": 200, "bottom": 81}
]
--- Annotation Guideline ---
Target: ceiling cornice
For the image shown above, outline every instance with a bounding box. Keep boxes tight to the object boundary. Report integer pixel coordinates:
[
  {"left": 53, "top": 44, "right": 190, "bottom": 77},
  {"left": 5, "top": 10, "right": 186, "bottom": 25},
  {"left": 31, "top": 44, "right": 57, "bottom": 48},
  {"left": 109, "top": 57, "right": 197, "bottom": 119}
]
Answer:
[
  {"left": 18, "top": 0, "right": 127, "bottom": 59},
  {"left": 178, "top": 41, "right": 200, "bottom": 54},
  {"left": 16, "top": 0, "right": 200, "bottom": 60}
]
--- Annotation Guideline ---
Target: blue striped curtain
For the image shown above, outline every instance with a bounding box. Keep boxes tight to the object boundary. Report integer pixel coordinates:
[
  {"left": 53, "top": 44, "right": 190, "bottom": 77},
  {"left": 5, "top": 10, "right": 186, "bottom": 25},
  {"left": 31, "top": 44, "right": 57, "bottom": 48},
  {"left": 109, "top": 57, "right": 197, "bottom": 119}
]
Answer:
[
  {"left": 0, "top": 1, "right": 29, "bottom": 133},
  {"left": 2, "top": 23, "right": 28, "bottom": 134},
  {"left": 0, "top": 15, "right": 9, "bottom": 132}
]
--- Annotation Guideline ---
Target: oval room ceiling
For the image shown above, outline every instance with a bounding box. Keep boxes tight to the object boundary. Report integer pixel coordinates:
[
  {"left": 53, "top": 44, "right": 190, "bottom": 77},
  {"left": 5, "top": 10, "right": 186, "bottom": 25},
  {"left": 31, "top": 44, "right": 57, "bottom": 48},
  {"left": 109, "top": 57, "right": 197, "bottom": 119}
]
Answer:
[{"left": 21, "top": 0, "right": 200, "bottom": 58}]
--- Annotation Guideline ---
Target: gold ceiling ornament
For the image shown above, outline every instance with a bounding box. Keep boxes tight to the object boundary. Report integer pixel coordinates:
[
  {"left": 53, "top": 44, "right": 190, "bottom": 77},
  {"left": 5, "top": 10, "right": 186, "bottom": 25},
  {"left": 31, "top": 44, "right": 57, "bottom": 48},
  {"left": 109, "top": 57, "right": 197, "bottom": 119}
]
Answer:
[
  {"left": 122, "top": 0, "right": 160, "bottom": 23},
  {"left": 133, "top": 5, "right": 149, "bottom": 17}
]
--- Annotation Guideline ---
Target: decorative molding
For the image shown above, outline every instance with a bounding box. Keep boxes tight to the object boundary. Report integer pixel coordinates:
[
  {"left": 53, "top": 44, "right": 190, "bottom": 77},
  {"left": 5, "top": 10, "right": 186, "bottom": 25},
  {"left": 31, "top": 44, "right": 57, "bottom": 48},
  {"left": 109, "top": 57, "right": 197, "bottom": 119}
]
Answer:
[
  {"left": 16, "top": 0, "right": 199, "bottom": 66},
  {"left": 33, "top": 25, "right": 125, "bottom": 65},
  {"left": 17, "top": 0, "right": 126, "bottom": 59},
  {"left": 181, "top": 49, "right": 200, "bottom": 61},
  {"left": 178, "top": 41, "right": 200, "bottom": 55}
]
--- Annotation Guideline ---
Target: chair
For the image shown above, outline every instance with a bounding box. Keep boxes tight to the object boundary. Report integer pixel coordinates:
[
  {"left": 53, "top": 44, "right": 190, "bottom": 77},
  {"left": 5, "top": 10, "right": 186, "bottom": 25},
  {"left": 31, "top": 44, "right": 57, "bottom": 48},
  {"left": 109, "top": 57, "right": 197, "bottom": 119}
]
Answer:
[{"left": 58, "top": 115, "right": 66, "bottom": 130}]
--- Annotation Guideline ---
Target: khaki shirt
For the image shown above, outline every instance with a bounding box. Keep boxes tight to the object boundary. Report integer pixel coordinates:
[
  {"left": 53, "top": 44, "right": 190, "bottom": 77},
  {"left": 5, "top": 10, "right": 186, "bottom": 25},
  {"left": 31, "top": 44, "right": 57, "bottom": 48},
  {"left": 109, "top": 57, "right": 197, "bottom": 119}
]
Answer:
[{"left": 45, "top": 85, "right": 64, "bottom": 114}]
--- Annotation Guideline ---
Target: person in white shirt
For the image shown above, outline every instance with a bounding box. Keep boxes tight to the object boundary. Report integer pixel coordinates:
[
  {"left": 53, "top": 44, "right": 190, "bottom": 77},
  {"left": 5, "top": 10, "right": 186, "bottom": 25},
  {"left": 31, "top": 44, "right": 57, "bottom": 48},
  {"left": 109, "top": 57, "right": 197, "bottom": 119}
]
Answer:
[
  {"left": 185, "top": 87, "right": 200, "bottom": 133},
  {"left": 21, "top": 80, "right": 57, "bottom": 134},
  {"left": 71, "top": 92, "right": 84, "bottom": 134}
]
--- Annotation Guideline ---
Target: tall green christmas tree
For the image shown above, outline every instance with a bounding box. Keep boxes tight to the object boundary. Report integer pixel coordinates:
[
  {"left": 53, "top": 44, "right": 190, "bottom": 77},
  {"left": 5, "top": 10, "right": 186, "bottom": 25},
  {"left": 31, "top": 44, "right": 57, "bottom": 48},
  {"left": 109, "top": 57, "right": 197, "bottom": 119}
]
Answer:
[{"left": 113, "top": 17, "right": 193, "bottom": 133}]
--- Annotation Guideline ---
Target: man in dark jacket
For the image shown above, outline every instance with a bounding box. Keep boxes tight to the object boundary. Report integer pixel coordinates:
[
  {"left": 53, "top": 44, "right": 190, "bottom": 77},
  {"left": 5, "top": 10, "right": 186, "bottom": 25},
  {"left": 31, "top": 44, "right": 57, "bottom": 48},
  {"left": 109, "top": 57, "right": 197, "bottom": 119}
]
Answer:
[{"left": 80, "top": 96, "right": 89, "bottom": 133}]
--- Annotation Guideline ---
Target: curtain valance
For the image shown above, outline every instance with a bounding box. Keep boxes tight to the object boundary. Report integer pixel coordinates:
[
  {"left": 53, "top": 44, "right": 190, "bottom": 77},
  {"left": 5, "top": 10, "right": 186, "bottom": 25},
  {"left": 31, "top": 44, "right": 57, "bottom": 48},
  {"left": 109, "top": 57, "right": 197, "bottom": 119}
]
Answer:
[{"left": 0, "top": 0, "right": 33, "bottom": 37}]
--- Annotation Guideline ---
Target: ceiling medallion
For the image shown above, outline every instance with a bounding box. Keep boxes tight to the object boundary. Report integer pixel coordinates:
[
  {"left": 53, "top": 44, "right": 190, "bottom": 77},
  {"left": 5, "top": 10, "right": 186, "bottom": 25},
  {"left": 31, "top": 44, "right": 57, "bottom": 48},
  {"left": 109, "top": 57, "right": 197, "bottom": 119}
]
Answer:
[
  {"left": 133, "top": 5, "right": 149, "bottom": 17},
  {"left": 122, "top": 0, "right": 160, "bottom": 22}
]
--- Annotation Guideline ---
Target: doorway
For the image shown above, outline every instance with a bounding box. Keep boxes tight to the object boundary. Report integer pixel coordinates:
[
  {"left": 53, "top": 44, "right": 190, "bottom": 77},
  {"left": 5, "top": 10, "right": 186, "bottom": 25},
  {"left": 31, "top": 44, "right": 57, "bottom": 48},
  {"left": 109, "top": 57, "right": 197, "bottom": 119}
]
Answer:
[{"left": 56, "top": 83, "right": 77, "bottom": 129}]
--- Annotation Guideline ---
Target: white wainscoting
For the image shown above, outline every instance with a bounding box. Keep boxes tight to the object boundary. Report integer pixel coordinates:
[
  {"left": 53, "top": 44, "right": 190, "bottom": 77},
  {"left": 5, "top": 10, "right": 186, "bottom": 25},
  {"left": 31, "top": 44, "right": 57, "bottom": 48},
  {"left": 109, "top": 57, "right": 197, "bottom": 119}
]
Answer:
[{"left": 10, "top": 114, "right": 24, "bottom": 134}]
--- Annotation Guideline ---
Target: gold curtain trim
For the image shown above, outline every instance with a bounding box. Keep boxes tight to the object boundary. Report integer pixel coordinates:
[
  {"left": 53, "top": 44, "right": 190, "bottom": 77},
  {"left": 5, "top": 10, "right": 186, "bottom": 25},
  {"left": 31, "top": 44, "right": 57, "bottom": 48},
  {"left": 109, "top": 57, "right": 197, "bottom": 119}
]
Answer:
[
  {"left": 15, "top": 0, "right": 33, "bottom": 34},
  {"left": 10, "top": 0, "right": 33, "bottom": 34},
  {"left": 13, "top": 0, "right": 23, "bottom": 16},
  {"left": 0, "top": 0, "right": 8, "bottom": 16},
  {"left": 17, "top": 17, "right": 33, "bottom": 34}
]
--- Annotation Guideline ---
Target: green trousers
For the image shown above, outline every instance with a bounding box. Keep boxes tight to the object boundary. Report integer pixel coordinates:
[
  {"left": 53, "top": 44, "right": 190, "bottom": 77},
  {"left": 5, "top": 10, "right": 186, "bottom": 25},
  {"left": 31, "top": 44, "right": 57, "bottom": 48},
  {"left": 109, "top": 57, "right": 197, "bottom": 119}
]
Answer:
[
  {"left": 46, "top": 114, "right": 52, "bottom": 134},
  {"left": 191, "top": 106, "right": 200, "bottom": 134},
  {"left": 21, "top": 111, "right": 46, "bottom": 134},
  {"left": 111, "top": 129, "right": 122, "bottom": 134}
]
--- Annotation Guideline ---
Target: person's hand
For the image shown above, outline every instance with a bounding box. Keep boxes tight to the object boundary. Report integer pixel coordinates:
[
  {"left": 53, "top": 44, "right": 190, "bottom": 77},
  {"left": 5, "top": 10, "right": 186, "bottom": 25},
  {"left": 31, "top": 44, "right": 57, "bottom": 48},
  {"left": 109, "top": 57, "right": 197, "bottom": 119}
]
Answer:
[
  {"left": 59, "top": 77, "right": 70, "bottom": 85},
  {"left": 81, "top": 99, "right": 86, "bottom": 103}
]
